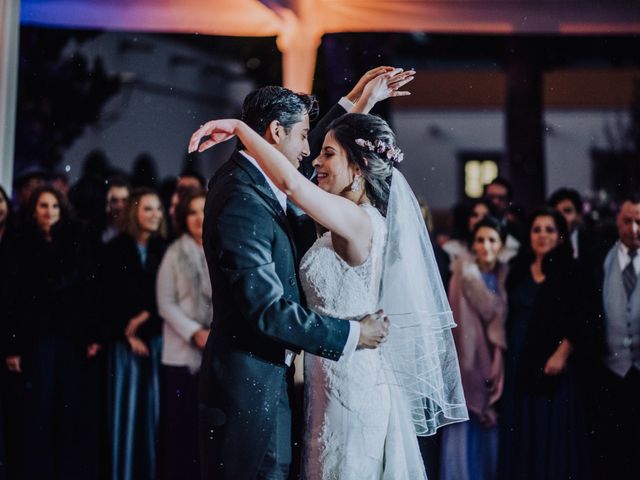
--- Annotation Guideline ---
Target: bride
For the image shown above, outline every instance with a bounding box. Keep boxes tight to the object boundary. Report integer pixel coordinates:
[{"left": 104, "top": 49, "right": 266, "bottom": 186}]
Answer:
[{"left": 189, "top": 79, "right": 468, "bottom": 479}]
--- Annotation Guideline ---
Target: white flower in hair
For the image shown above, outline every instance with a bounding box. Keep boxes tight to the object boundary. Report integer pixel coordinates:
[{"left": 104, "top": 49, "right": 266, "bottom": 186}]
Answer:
[
  {"left": 355, "top": 138, "right": 375, "bottom": 150},
  {"left": 386, "top": 145, "right": 404, "bottom": 163},
  {"left": 355, "top": 138, "right": 404, "bottom": 163}
]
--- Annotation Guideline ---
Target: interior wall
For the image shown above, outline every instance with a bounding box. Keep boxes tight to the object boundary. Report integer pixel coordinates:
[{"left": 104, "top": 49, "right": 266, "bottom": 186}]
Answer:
[{"left": 391, "top": 108, "right": 626, "bottom": 210}]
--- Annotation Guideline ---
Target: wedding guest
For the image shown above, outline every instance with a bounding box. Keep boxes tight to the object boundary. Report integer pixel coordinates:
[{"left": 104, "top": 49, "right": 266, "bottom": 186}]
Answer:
[
  {"left": 79, "top": 176, "right": 132, "bottom": 480},
  {"left": 592, "top": 194, "right": 640, "bottom": 478},
  {"left": 84, "top": 177, "right": 132, "bottom": 346},
  {"left": 440, "top": 216, "right": 508, "bottom": 480},
  {"left": 0, "top": 185, "right": 12, "bottom": 248},
  {"left": 548, "top": 187, "right": 598, "bottom": 264},
  {"left": 165, "top": 170, "right": 206, "bottom": 231},
  {"left": 101, "top": 187, "right": 167, "bottom": 480},
  {"left": 157, "top": 188, "right": 211, "bottom": 479},
  {"left": 2, "top": 186, "right": 94, "bottom": 479},
  {"left": 442, "top": 199, "right": 492, "bottom": 261},
  {"left": 498, "top": 208, "right": 591, "bottom": 480},
  {"left": 102, "top": 176, "right": 131, "bottom": 244},
  {"left": 167, "top": 185, "right": 198, "bottom": 238},
  {"left": 0, "top": 184, "right": 12, "bottom": 480},
  {"left": 484, "top": 178, "right": 511, "bottom": 222},
  {"left": 11, "top": 168, "right": 46, "bottom": 228},
  {"left": 85, "top": 176, "right": 132, "bottom": 346},
  {"left": 12, "top": 168, "right": 46, "bottom": 211},
  {"left": 484, "top": 177, "right": 524, "bottom": 247},
  {"left": 444, "top": 198, "right": 520, "bottom": 263}
]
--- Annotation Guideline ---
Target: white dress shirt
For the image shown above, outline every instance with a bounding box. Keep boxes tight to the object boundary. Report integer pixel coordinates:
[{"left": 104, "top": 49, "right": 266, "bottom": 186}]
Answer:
[
  {"left": 239, "top": 150, "right": 360, "bottom": 363},
  {"left": 570, "top": 229, "right": 579, "bottom": 259},
  {"left": 618, "top": 242, "right": 640, "bottom": 273},
  {"left": 338, "top": 96, "right": 355, "bottom": 112}
]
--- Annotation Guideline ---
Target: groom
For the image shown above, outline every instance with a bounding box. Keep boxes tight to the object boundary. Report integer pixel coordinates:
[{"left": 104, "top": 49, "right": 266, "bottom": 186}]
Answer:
[{"left": 194, "top": 69, "right": 400, "bottom": 480}]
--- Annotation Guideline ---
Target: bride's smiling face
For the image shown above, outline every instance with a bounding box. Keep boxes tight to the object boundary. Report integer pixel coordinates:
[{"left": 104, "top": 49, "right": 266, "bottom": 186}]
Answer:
[{"left": 313, "top": 131, "right": 359, "bottom": 195}]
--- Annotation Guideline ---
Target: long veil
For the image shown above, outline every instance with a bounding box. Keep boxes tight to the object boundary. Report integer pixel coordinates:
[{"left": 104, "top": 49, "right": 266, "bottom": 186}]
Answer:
[{"left": 379, "top": 168, "right": 468, "bottom": 436}]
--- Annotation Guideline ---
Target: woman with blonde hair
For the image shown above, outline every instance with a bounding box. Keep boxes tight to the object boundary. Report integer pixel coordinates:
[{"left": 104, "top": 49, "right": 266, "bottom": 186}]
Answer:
[{"left": 101, "top": 187, "right": 167, "bottom": 480}]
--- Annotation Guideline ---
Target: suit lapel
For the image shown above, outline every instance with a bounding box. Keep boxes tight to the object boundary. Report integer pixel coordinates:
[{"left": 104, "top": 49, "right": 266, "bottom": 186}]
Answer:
[
  {"left": 286, "top": 201, "right": 319, "bottom": 261},
  {"left": 232, "top": 152, "right": 299, "bottom": 259}
]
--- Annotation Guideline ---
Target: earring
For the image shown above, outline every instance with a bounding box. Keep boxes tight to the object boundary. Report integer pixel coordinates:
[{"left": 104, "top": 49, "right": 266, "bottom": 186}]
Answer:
[{"left": 350, "top": 176, "right": 363, "bottom": 192}]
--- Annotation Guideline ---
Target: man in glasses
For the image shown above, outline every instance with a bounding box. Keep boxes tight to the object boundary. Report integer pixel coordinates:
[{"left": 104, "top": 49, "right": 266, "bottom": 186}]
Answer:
[
  {"left": 483, "top": 177, "right": 524, "bottom": 247},
  {"left": 548, "top": 187, "right": 601, "bottom": 268},
  {"left": 484, "top": 177, "right": 511, "bottom": 219}
]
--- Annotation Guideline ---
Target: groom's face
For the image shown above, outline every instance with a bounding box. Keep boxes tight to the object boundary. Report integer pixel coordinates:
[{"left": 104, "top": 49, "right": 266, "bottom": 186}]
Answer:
[{"left": 274, "top": 114, "right": 311, "bottom": 169}]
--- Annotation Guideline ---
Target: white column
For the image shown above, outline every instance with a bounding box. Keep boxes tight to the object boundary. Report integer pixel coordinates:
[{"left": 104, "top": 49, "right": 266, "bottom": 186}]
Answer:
[
  {"left": 275, "top": 3, "right": 321, "bottom": 94},
  {"left": 279, "top": 36, "right": 320, "bottom": 94},
  {"left": 0, "top": 0, "right": 20, "bottom": 193}
]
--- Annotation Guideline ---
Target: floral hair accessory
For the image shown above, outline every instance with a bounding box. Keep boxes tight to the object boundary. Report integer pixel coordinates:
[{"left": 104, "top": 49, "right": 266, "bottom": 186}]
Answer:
[{"left": 355, "top": 138, "right": 404, "bottom": 163}]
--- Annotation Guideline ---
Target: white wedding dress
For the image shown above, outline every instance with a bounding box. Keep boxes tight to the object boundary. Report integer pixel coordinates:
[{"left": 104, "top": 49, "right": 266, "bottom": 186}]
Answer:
[{"left": 300, "top": 204, "right": 428, "bottom": 480}]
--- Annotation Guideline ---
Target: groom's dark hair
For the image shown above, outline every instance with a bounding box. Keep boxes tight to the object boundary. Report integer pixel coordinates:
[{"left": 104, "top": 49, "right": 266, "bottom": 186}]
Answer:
[{"left": 240, "top": 86, "right": 318, "bottom": 146}]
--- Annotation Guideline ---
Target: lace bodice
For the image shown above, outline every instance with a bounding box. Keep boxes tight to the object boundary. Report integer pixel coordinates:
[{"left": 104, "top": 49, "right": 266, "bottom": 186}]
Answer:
[{"left": 299, "top": 204, "right": 386, "bottom": 319}]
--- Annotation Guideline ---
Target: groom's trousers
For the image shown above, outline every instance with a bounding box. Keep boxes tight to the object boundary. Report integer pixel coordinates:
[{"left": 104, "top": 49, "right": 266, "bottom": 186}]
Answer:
[{"left": 256, "top": 374, "right": 292, "bottom": 480}]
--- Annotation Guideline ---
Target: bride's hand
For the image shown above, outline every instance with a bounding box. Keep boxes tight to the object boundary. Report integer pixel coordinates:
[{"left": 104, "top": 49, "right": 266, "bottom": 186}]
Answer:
[
  {"left": 353, "top": 68, "right": 415, "bottom": 113},
  {"left": 188, "top": 119, "right": 241, "bottom": 153},
  {"left": 345, "top": 66, "right": 395, "bottom": 103}
]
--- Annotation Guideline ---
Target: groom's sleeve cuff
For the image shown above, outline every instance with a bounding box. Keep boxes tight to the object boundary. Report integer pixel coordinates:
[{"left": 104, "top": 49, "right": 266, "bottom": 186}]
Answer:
[
  {"left": 338, "top": 96, "right": 355, "bottom": 112},
  {"left": 341, "top": 320, "right": 360, "bottom": 359}
]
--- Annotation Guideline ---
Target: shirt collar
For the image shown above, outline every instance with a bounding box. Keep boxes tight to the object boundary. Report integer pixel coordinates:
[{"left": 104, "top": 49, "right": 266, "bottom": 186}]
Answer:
[
  {"left": 619, "top": 241, "right": 631, "bottom": 257},
  {"left": 570, "top": 229, "right": 579, "bottom": 258},
  {"left": 239, "top": 150, "right": 287, "bottom": 212},
  {"left": 617, "top": 241, "right": 639, "bottom": 270}
]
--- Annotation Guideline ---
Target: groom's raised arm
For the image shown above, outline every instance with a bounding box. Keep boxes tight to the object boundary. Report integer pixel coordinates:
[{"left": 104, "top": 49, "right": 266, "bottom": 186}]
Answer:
[
  {"left": 210, "top": 187, "right": 385, "bottom": 359},
  {"left": 299, "top": 102, "right": 349, "bottom": 179}
]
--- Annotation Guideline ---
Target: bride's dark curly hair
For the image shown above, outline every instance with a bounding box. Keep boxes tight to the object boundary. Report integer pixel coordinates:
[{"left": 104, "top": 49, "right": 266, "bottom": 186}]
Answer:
[{"left": 326, "top": 113, "right": 399, "bottom": 216}]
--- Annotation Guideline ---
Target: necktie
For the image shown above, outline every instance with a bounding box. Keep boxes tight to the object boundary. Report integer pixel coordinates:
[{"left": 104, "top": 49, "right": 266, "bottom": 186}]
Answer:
[{"left": 623, "top": 249, "right": 638, "bottom": 298}]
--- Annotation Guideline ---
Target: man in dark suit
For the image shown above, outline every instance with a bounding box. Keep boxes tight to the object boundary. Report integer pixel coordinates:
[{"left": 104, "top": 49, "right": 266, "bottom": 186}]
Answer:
[
  {"left": 548, "top": 187, "right": 599, "bottom": 263},
  {"left": 193, "top": 76, "right": 400, "bottom": 479},
  {"left": 591, "top": 194, "right": 640, "bottom": 479}
]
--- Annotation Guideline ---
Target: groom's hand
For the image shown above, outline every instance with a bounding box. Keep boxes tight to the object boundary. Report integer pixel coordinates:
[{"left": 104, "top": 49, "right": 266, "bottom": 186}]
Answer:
[{"left": 357, "top": 309, "right": 390, "bottom": 349}]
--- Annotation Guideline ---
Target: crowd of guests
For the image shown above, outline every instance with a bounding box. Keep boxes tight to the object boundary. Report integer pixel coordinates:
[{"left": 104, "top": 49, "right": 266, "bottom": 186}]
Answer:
[
  {"left": 0, "top": 154, "right": 638, "bottom": 480},
  {"left": 0, "top": 155, "right": 212, "bottom": 480},
  {"left": 433, "top": 179, "right": 640, "bottom": 480}
]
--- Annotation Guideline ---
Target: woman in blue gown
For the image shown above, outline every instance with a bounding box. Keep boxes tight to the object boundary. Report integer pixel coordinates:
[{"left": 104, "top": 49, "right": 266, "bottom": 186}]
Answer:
[{"left": 101, "top": 187, "right": 167, "bottom": 480}]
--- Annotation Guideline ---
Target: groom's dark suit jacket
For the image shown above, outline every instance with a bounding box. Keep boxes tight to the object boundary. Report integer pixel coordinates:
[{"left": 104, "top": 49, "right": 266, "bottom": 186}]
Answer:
[{"left": 199, "top": 105, "right": 348, "bottom": 479}]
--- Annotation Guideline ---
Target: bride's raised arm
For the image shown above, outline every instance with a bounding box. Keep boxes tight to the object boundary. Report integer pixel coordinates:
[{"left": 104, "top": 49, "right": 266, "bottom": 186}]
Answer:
[{"left": 189, "top": 117, "right": 370, "bottom": 245}]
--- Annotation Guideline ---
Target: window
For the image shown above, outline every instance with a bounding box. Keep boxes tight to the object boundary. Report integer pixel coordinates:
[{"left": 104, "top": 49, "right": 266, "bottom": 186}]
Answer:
[{"left": 458, "top": 152, "right": 501, "bottom": 201}]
